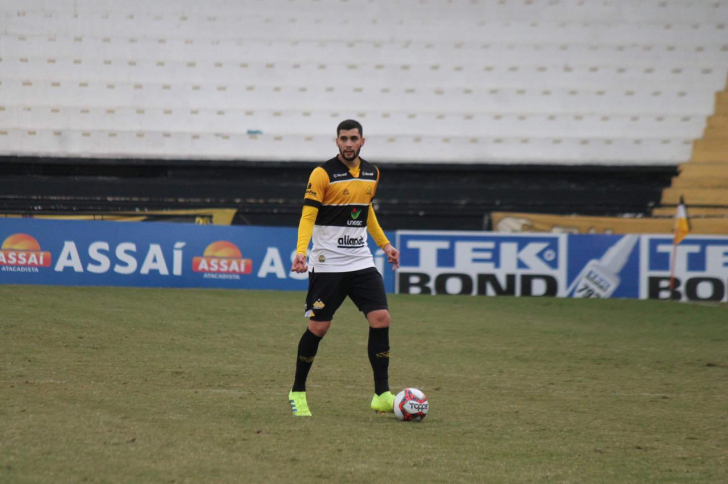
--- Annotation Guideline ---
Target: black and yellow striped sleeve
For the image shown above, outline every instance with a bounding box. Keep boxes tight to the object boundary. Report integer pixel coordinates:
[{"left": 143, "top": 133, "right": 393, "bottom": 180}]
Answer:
[
  {"left": 303, "top": 167, "right": 328, "bottom": 209},
  {"left": 296, "top": 205, "right": 318, "bottom": 255}
]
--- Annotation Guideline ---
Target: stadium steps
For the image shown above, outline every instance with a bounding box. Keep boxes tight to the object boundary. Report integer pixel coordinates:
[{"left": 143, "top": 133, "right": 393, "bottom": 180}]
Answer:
[
  {"left": 670, "top": 166, "right": 728, "bottom": 188},
  {"left": 704, "top": 115, "right": 728, "bottom": 138},
  {"left": 658, "top": 78, "right": 728, "bottom": 212},
  {"left": 661, "top": 188, "right": 728, "bottom": 205},
  {"left": 670, "top": 176, "right": 728, "bottom": 189},
  {"left": 692, "top": 139, "right": 728, "bottom": 160},
  {"left": 651, "top": 206, "right": 728, "bottom": 216}
]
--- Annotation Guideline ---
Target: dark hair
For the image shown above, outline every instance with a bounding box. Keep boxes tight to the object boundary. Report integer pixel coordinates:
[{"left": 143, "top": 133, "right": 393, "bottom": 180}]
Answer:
[{"left": 337, "top": 119, "right": 363, "bottom": 137}]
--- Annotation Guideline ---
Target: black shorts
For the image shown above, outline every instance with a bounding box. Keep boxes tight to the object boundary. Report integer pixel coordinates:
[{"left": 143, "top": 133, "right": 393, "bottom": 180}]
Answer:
[{"left": 305, "top": 267, "right": 388, "bottom": 322}]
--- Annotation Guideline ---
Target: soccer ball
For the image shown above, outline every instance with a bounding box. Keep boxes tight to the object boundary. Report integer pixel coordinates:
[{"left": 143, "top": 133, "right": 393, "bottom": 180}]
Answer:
[{"left": 394, "top": 388, "right": 429, "bottom": 422}]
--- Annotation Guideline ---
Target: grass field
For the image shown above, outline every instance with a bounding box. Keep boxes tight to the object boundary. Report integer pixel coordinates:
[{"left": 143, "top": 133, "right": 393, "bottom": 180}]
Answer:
[{"left": 1, "top": 286, "right": 726, "bottom": 483}]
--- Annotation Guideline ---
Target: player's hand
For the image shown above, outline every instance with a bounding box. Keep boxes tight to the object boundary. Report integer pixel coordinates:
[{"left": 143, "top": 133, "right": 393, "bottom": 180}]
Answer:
[
  {"left": 291, "top": 253, "right": 308, "bottom": 273},
  {"left": 383, "top": 244, "right": 400, "bottom": 270}
]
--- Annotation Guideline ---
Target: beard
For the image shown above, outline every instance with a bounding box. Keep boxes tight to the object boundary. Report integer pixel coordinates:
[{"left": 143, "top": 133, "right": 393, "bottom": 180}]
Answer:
[{"left": 339, "top": 147, "right": 360, "bottom": 162}]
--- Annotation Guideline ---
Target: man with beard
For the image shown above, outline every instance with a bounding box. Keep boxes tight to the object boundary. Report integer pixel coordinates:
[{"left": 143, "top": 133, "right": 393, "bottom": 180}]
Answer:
[{"left": 288, "top": 119, "right": 400, "bottom": 417}]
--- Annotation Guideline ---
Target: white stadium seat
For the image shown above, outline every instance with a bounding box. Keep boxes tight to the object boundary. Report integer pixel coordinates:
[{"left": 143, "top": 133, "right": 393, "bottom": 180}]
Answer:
[
  {"left": 2, "top": 36, "right": 726, "bottom": 68},
  {"left": 0, "top": 128, "right": 692, "bottom": 164},
  {"left": 3, "top": 57, "right": 725, "bottom": 92},
  {"left": 0, "top": 106, "right": 707, "bottom": 140},
  {"left": 5, "top": 11, "right": 728, "bottom": 44},
  {"left": 0, "top": 0, "right": 726, "bottom": 164},
  {"left": 0, "top": 79, "right": 714, "bottom": 115}
]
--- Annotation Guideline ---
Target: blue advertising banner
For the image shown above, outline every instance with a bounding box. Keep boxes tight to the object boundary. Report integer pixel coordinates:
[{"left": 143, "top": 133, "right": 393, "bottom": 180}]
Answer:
[
  {"left": 3, "top": 220, "right": 726, "bottom": 302},
  {"left": 396, "top": 230, "right": 728, "bottom": 302},
  {"left": 396, "top": 231, "right": 566, "bottom": 297},
  {"left": 640, "top": 235, "right": 728, "bottom": 302},
  {"left": 565, "top": 234, "right": 640, "bottom": 299},
  {"left": 0, "top": 219, "right": 396, "bottom": 293}
]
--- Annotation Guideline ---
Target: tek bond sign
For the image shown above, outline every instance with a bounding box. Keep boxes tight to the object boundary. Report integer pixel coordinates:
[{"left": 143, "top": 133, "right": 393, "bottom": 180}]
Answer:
[
  {"left": 396, "top": 231, "right": 728, "bottom": 302},
  {"left": 0, "top": 219, "right": 395, "bottom": 292}
]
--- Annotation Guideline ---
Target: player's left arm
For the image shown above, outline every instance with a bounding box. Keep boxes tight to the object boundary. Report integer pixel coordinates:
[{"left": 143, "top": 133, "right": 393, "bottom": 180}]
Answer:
[{"left": 367, "top": 205, "right": 399, "bottom": 269}]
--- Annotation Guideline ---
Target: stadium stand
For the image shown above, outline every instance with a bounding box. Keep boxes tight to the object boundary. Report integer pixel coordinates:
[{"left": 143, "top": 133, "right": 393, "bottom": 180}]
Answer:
[{"left": 1, "top": 0, "right": 727, "bottom": 229}]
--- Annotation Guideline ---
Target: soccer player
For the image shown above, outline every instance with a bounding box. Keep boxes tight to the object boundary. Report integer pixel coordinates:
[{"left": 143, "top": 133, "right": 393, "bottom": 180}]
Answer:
[{"left": 288, "top": 119, "right": 400, "bottom": 417}]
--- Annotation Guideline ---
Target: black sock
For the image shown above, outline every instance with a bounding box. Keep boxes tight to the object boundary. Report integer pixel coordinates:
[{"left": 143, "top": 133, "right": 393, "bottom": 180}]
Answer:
[
  {"left": 292, "top": 329, "right": 323, "bottom": 392},
  {"left": 368, "top": 327, "right": 390, "bottom": 395}
]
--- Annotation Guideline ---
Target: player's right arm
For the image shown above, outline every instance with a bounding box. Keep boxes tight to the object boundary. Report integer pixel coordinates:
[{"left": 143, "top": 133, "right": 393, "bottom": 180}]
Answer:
[
  {"left": 291, "top": 167, "right": 328, "bottom": 273},
  {"left": 292, "top": 205, "right": 316, "bottom": 272}
]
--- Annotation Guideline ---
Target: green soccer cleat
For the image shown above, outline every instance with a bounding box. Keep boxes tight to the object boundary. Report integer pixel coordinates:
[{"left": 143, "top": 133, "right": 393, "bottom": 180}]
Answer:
[
  {"left": 370, "top": 391, "right": 396, "bottom": 414},
  {"left": 289, "top": 391, "right": 312, "bottom": 417}
]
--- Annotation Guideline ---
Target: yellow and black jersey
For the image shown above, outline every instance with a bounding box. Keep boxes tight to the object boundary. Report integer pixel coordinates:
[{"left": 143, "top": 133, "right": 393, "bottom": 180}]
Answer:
[{"left": 301, "top": 156, "right": 387, "bottom": 273}]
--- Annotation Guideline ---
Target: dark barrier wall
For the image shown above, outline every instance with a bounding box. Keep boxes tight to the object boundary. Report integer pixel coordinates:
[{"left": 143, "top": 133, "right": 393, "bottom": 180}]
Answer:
[{"left": 0, "top": 156, "right": 677, "bottom": 231}]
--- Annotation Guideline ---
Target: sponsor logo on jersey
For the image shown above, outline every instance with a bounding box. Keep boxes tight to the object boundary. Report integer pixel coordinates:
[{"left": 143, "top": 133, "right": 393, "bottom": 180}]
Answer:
[
  {"left": 362, "top": 171, "right": 374, "bottom": 176},
  {"left": 347, "top": 208, "right": 364, "bottom": 226},
  {"left": 318, "top": 255, "right": 326, "bottom": 262},
  {"left": 333, "top": 173, "right": 348, "bottom": 179},
  {"left": 0, "top": 234, "right": 52, "bottom": 272},
  {"left": 338, "top": 235, "right": 366, "bottom": 248}
]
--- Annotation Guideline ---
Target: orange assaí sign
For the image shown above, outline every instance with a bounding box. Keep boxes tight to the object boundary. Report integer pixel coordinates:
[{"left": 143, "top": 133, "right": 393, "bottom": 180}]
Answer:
[
  {"left": 0, "top": 234, "right": 52, "bottom": 268},
  {"left": 192, "top": 241, "right": 252, "bottom": 274}
]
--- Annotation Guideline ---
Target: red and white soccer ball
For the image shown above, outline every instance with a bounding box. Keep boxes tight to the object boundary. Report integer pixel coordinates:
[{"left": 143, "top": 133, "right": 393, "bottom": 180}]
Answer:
[{"left": 394, "top": 388, "right": 429, "bottom": 422}]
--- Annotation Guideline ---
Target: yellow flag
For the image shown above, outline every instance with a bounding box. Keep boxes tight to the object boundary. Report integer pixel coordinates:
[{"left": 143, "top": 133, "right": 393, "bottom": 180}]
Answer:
[{"left": 673, "top": 198, "right": 690, "bottom": 245}]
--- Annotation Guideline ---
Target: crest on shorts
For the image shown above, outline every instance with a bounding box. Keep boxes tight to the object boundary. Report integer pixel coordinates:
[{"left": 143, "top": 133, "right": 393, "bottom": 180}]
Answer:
[{"left": 313, "top": 299, "right": 325, "bottom": 310}]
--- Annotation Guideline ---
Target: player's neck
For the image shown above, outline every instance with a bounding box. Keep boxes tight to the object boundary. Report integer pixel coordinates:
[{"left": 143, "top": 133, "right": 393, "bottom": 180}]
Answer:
[{"left": 338, "top": 155, "right": 360, "bottom": 170}]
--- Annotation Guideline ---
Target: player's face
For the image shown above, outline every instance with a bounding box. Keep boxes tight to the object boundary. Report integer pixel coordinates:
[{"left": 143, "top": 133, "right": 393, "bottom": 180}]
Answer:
[{"left": 336, "top": 128, "right": 365, "bottom": 162}]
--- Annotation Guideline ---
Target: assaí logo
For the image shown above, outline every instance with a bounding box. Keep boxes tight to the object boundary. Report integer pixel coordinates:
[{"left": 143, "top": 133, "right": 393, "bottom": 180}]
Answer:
[
  {"left": 0, "top": 234, "right": 52, "bottom": 273},
  {"left": 193, "top": 241, "right": 252, "bottom": 280}
]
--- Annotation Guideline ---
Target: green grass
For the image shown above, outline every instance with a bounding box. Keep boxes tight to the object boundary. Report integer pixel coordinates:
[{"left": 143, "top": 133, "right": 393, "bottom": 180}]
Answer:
[{"left": 1, "top": 286, "right": 726, "bottom": 483}]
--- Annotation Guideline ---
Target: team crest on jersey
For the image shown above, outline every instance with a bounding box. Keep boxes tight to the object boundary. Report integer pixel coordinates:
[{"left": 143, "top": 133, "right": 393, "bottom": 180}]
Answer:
[{"left": 343, "top": 189, "right": 350, "bottom": 195}]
